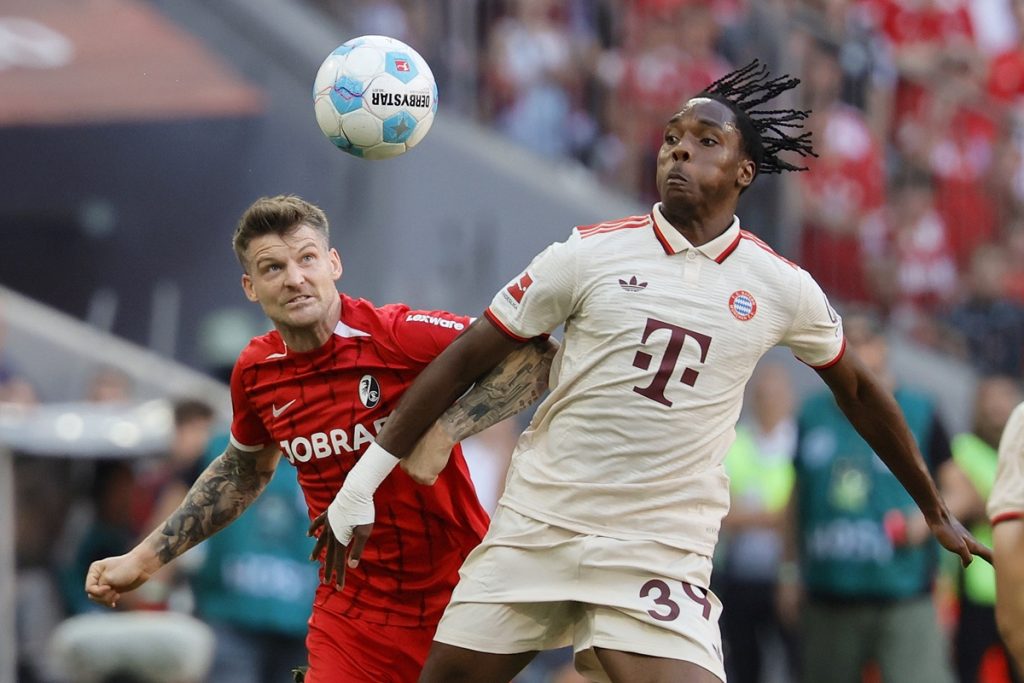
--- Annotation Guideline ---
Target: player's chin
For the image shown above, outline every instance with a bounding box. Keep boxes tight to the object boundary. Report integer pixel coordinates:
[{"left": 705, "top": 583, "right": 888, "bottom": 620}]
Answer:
[{"left": 281, "top": 301, "right": 322, "bottom": 321}]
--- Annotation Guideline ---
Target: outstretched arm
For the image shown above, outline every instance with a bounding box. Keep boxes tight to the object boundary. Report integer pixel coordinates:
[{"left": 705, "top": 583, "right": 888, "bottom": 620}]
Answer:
[
  {"left": 400, "top": 331, "right": 556, "bottom": 484},
  {"left": 817, "top": 351, "right": 991, "bottom": 566},
  {"left": 85, "top": 443, "right": 279, "bottom": 607}
]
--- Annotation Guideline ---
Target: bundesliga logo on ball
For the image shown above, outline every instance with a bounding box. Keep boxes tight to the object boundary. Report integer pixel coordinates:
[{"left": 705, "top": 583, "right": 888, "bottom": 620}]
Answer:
[{"left": 313, "top": 35, "right": 437, "bottom": 160}]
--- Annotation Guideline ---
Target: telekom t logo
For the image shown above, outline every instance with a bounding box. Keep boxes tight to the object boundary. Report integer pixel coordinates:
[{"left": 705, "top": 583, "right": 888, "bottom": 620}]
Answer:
[{"left": 632, "top": 318, "right": 712, "bottom": 406}]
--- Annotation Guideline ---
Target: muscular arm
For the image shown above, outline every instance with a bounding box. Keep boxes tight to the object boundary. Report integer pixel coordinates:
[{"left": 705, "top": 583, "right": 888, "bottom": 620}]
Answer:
[
  {"left": 86, "top": 443, "right": 279, "bottom": 607},
  {"left": 435, "top": 333, "right": 556, "bottom": 442},
  {"left": 817, "top": 351, "right": 990, "bottom": 565},
  {"left": 143, "top": 443, "right": 280, "bottom": 565},
  {"left": 995, "top": 520, "right": 1024, "bottom": 675},
  {"left": 379, "top": 316, "right": 531, "bottom": 456},
  {"left": 399, "top": 329, "right": 555, "bottom": 484}
]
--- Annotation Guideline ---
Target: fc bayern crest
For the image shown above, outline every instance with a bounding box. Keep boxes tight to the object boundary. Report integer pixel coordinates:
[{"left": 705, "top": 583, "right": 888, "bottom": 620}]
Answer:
[
  {"left": 358, "top": 375, "right": 381, "bottom": 408},
  {"left": 729, "top": 290, "right": 757, "bottom": 321}
]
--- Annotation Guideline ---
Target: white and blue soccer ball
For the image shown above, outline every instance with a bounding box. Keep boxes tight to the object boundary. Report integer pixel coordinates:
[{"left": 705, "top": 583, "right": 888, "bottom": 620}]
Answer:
[{"left": 314, "top": 35, "right": 437, "bottom": 160}]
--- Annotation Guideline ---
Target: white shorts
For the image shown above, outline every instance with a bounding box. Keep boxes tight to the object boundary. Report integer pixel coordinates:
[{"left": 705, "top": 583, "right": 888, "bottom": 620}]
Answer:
[{"left": 434, "top": 506, "right": 725, "bottom": 682}]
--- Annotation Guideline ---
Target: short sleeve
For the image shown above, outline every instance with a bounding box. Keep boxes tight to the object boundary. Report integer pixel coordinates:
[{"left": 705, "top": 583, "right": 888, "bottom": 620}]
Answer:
[
  {"left": 486, "top": 233, "right": 578, "bottom": 341},
  {"left": 780, "top": 268, "right": 845, "bottom": 369},
  {"left": 390, "top": 308, "right": 473, "bottom": 366},
  {"left": 229, "top": 360, "right": 270, "bottom": 452},
  {"left": 989, "top": 403, "right": 1024, "bottom": 524}
]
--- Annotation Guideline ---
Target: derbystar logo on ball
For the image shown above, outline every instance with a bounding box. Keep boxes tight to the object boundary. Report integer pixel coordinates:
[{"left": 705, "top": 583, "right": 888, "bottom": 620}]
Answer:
[{"left": 313, "top": 35, "right": 438, "bottom": 160}]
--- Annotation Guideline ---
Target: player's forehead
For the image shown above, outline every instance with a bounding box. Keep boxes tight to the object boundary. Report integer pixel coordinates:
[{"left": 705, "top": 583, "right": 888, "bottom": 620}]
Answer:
[
  {"left": 666, "top": 97, "right": 738, "bottom": 132},
  {"left": 248, "top": 224, "right": 327, "bottom": 256}
]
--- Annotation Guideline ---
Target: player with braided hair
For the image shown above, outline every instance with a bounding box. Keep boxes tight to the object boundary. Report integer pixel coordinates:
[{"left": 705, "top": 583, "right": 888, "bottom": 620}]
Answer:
[{"left": 318, "top": 61, "right": 990, "bottom": 683}]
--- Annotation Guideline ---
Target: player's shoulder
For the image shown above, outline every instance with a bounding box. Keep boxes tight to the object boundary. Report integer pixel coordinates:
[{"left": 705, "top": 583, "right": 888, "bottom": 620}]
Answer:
[
  {"left": 235, "top": 329, "right": 285, "bottom": 368},
  {"left": 341, "top": 293, "right": 397, "bottom": 328},
  {"left": 345, "top": 293, "right": 468, "bottom": 340},
  {"left": 1005, "top": 403, "right": 1024, "bottom": 442},
  {"left": 733, "top": 228, "right": 813, "bottom": 286},
  {"left": 573, "top": 213, "right": 652, "bottom": 243},
  {"left": 735, "top": 229, "right": 798, "bottom": 270}
]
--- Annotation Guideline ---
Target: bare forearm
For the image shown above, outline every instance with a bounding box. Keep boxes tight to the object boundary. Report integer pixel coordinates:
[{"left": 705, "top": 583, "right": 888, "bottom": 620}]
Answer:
[
  {"left": 138, "top": 447, "right": 276, "bottom": 567},
  {"left": 437, "top": 337, "right": 555, "bottom": 442}
]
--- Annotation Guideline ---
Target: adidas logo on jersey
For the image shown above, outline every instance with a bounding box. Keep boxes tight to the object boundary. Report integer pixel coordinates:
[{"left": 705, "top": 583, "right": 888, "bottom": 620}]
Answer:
[{"left": 619, "top": 275, "right": 648, "bottom": 292}]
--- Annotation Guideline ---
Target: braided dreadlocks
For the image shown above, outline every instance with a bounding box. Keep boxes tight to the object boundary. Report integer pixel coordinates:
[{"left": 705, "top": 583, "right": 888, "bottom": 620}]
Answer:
[{"left": 698, "top": 60, "right": 816, "bottom": 175}]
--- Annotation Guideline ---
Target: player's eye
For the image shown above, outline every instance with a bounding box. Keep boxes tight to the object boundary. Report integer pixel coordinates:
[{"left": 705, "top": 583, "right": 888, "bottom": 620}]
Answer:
[{"left": 701, "top": 137, "right": 718, "bottom": 146}]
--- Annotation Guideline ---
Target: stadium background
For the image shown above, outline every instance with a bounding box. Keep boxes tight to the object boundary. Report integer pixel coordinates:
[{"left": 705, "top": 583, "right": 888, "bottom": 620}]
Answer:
[{"left": 2, "top": 0, "right": 1023, "bottom": 681}]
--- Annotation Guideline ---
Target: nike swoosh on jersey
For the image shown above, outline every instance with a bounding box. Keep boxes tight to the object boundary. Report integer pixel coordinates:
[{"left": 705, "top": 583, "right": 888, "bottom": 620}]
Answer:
[{"left": 272, "top": 399, "right": 297, "bottom": 418}]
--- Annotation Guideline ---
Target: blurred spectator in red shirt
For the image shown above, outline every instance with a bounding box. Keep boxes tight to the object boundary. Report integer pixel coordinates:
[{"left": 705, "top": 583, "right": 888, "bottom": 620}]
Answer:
[
  {"left": 860, "top": 0, "right": 975, "bottom": 145},
  {"left": 986, "top": 0, "right": 1024, "bottom": 107},
  {"left": 895, "top": 52, "right": 998, "bottom": 268},
  {"left": 798, "top": 39, "right": 886, "bottom": 304},
  {"left": 861, "top": 168, "right": 958, "bottom": 335}
]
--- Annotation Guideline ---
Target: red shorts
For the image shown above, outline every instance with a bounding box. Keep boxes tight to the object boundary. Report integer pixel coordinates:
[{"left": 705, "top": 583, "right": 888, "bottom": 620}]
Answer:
[{"left": 304, "top": 604, "right": 436, "bottom": 683}]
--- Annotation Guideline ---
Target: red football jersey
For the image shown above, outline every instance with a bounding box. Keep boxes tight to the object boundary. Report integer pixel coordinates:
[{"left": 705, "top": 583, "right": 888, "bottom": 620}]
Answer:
[{"left": 230, "top": 293, "right": 489, "bottom": 627}]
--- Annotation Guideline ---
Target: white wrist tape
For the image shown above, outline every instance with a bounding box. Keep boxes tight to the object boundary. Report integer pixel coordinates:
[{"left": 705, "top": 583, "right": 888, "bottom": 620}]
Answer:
[{"left": 327, "top": 441, "right": 400, "bottom": 545}]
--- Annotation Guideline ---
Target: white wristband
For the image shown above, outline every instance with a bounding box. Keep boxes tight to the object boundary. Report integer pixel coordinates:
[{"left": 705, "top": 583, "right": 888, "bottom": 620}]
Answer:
[
  {"left": 345, "top": 441, "right": 401, "bottom": 502},
  {"left": 327, "top": 441, "right": 400, "bottom": 545}
]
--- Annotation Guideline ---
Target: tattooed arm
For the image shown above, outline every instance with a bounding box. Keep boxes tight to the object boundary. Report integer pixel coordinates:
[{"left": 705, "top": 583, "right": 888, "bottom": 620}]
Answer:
[
  {"left": 399, "top": 329, "right": 557, "bottom": 484},
  {"left": 85, "top": 443, "right": 279, "bottom": 607}
]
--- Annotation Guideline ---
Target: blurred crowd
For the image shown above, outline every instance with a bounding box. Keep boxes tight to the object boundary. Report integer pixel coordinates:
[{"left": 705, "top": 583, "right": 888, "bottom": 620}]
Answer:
[{"left": 325, "top": 0, "right": 1024, "bottom": 387}]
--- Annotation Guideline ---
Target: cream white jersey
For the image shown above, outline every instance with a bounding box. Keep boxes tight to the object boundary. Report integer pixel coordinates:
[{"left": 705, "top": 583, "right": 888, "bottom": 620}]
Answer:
[
  {"left": 486, "top": 205, "right": 845, "bottom": 556},
  {"left": 988, "top": 402, "right": 1024, "bottom": 526}
]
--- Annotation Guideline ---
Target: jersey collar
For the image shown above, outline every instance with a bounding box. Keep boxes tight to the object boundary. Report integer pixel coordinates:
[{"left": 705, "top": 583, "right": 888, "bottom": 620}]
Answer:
[
  {"left": 651, "top": 203, "right": 742, "bottom": 263},
  {"left": 336, "top": 294, "right": 371, "bottom": 338}
]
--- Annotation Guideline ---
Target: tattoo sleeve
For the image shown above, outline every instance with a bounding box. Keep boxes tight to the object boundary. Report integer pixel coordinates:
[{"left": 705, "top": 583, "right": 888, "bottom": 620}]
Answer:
[
  {"left": 437, "top": 337, "right": 557, "bottom": 442},
  {"left": 145, "top": 444, "right": 276, "bottom": 565}
]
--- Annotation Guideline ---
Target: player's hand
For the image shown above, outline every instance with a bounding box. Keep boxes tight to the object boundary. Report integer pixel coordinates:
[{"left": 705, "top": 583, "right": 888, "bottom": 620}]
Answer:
[
  {"left": 308, "top": 488, "right": 376, "bottom": 589},
  {"left": 401, "top": 421, "right": 455, "bottom": 485},
  {"left": 84, "top": 552, "right": 155, "bottom": 608},
  {"left": 309, "top": 511, "right": 352, "bottom": 590},
  {"left": 929, "top": 507, "right": 993, "bottom": 566}
]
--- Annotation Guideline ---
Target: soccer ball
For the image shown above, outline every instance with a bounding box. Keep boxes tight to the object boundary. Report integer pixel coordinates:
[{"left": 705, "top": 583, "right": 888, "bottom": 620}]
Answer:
[{"left": 313, "top": 35, "right": 437, "bottom": 160}]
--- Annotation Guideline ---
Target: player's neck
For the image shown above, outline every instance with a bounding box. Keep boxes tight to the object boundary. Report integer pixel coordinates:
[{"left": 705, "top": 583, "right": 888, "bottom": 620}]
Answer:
[{"left": 660, "top": 204, "right": 735, "bottom": 247}]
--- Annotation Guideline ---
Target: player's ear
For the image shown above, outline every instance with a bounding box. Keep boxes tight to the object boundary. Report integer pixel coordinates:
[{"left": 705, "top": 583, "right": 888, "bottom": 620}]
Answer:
[
  {"left": 737, "top": 157, "right": 756, "bottom": 190},
  {"left": 330, "top": 248, "right": 343, "bottom": 281},
  {"left": 241, "top": 273, "right": 259, "bottom": 302}
]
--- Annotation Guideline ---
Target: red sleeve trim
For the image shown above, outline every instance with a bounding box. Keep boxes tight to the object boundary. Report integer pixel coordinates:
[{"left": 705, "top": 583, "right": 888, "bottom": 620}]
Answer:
[
  {"left": 993, "top": 511, "right": 1024, "bottom": 525},
  {"left": 484, "top": 308, "right": 532, "bottom": 342},
  {"left": 804, "top": 337, "right": 847, "bottom": 371}
]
